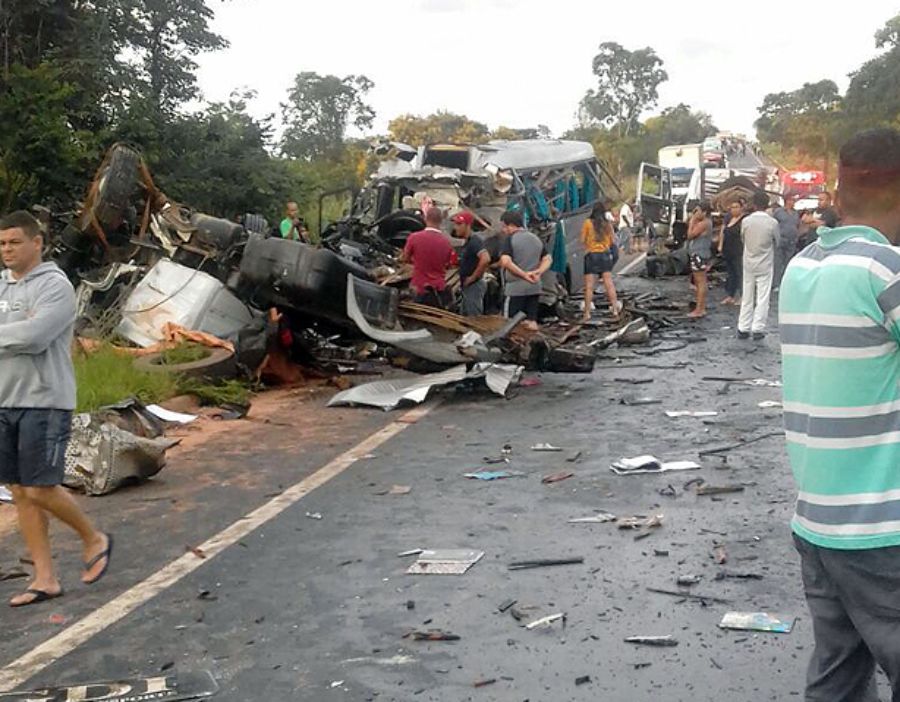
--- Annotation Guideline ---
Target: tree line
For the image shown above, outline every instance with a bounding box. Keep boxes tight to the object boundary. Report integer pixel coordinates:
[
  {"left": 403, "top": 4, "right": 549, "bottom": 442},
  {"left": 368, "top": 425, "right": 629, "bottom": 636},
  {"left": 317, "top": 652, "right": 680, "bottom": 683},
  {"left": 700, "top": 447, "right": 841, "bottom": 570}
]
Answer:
[
  {"left": 4, "top": 1, "right": 785, "bottom": 228},
  {"left": 756, "top": 13, "right": 900, "bottom": 180}
]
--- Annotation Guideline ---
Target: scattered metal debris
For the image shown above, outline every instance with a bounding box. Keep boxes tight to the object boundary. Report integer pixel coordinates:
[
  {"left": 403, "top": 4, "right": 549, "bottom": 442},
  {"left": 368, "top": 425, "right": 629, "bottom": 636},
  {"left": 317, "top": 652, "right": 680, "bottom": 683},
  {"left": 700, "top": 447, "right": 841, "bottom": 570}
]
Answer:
[
  {"left": 624, "top": 635, "right": 679, "bottom": 647},
  {"left": 508, "top": 557, "right": 584, "bottom": 571},
  {"left": 525, "top": 613, "right": 567, "bottom": 630},
  {"left": 719, "top": 612, "right": 794, "bottom": 633}
]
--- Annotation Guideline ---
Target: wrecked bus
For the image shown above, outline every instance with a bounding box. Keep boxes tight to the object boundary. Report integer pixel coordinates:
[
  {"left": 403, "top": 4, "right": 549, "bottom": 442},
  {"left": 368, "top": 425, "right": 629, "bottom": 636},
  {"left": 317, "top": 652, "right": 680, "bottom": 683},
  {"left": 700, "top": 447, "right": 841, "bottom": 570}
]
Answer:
[{"left": 322, "top": 139, "right": 621, "bottom": 298}]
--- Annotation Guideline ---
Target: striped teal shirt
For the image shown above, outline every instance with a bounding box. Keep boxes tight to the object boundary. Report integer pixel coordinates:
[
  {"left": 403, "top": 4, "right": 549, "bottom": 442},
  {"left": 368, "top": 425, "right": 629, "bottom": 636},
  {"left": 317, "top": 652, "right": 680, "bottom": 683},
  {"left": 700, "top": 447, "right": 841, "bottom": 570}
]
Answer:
[{"left": 780, "top": 225, "right": 900, "bottom": 549}]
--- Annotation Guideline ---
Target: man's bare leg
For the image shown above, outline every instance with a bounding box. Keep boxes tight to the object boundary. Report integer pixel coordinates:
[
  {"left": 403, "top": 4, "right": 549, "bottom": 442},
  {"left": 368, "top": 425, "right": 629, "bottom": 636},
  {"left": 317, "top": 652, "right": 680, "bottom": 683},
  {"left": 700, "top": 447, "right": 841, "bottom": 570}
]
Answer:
[
  {"left": 9, "top": 486, "right": 60, "bottom": 606},
  {"left": 23, "top": 486, "right": 108, "bottom": 584}
]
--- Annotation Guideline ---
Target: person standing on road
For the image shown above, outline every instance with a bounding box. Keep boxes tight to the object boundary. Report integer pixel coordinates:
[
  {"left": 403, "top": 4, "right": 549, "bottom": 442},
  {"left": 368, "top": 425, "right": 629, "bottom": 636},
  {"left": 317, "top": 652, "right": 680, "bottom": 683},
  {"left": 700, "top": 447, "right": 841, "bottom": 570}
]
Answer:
[
  {"left": 780, "top": 127, "right": 900, "bottom": 700},
  {"left": 737, "top": 191, "right": 779, "bottom": 339},
  {"left": 498, "top": 210, "right": 551, "bottom": 330},
  {"left": 717, "top": 199, "right": 745, "bottom": 306},
  {"left": 452, "top": 212, "right": 490, "bottom": 317},
  {"left": 279, "top": 201, "right": 309, "bottom": 243},
  {"left": 772, "top": 193, "right": 800, "bottom": 288},
  {"left": 581, "top": 203, "right": 621, "bottom": 322},
  {"left": 617, "top": 199, "right": 635, "bottom": 254},
  {"left": 0, "top": 211, "right": 112, "bottom": 608},
  {"left": 686, "top": 201, "right": 714, "bottom": 318},
  {"left": 800, "top": 192, "right": 840, "bottom": 246},
  {"left": 401, "top": 207, "right": 455, "bottom": 309}
]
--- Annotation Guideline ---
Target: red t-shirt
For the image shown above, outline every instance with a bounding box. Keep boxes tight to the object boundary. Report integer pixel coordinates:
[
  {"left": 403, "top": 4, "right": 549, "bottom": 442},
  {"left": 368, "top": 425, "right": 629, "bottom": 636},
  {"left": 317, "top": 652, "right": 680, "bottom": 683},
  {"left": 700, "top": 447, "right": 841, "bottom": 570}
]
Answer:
[{"left": 403, "top": 228, "right": 456, "bottom": 294}]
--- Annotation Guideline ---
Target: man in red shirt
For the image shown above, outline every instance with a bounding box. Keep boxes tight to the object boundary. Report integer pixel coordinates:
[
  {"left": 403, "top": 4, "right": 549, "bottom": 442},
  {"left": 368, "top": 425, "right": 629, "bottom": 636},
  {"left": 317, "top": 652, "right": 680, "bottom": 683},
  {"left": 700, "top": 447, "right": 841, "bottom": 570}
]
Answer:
[{"left": 401, "top": 208, "right": 456, "bottom": 308}]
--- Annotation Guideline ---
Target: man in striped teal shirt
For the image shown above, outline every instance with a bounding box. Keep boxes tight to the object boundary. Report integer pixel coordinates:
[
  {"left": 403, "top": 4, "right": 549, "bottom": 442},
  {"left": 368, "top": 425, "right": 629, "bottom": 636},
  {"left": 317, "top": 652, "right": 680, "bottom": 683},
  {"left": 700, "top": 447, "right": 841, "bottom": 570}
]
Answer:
[{"left": 780, "top": 128, "right": 900, "bottom": 701}]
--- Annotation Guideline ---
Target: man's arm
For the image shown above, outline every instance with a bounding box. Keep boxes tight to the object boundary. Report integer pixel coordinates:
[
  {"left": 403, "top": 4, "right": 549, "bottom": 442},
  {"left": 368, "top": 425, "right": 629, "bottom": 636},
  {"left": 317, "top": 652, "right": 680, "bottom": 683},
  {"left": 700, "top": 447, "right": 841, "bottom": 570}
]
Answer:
[
  {"left": 464, "top": 250, "right": 491, "bottom": 287},
  {"left": 0, "top": 279, "right": 75, "bottom": 355},
  {"left": 400, "top": 236, "right": 414, "bottom": 264},
  {"left": 499, "top": 254, "right": 531, "bottom": 281}
]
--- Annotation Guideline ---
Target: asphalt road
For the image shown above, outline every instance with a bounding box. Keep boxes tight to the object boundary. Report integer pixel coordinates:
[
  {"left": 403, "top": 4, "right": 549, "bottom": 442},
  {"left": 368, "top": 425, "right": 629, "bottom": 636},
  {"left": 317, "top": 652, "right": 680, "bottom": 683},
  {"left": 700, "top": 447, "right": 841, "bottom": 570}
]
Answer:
[{"left": 0, "top": 274, "right": 892, "bottom": 701}]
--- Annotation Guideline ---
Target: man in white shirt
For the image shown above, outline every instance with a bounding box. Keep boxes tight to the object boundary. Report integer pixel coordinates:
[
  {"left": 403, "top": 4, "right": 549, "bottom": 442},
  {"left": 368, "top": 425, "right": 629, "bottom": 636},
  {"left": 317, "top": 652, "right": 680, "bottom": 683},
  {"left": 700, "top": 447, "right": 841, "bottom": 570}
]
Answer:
[
  {"left": 617, "top": 200, "right": 634, "bottom": 253},
  {"left": 738, "top": 191, "right": 780, "bottom": 340}
]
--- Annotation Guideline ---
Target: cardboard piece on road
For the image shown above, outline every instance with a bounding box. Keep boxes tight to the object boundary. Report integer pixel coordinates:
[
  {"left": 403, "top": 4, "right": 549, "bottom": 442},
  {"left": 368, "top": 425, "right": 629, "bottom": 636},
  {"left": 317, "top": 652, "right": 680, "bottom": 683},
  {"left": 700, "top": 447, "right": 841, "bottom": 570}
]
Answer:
[
  {"left": 719, "top": 612, "right": 794, "bottom": 634},
  {"left": 0, "top": 671, "right": 219, "bottom": 702},
  {"left": 406, "top": 549, "right": 484, "bottom": 575},
  {"left": 610, "top": 456, "right": 701, "bottom": 476}
]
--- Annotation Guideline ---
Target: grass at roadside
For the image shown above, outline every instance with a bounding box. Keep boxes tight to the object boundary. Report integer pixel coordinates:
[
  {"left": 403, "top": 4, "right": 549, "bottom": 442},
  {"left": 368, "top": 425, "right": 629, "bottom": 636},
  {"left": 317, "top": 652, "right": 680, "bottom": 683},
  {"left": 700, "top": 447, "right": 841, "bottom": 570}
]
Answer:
[
  {"left": 75, "top": 345, "right": 180, "bottom": 413},
  {"left": 74, "top": 344, "right": 253, "bottom": 413}
]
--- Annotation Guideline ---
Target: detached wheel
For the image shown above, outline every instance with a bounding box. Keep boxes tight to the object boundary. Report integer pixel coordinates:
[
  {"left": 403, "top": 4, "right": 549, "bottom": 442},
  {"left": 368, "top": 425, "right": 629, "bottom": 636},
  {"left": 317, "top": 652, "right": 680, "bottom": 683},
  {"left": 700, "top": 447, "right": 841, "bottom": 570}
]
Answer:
[
  {"left": 134, "top": 347, "right": 236, "bottom": 380},
  {"left": 82, "top": 143, "right": 141, "bottom": 232}
]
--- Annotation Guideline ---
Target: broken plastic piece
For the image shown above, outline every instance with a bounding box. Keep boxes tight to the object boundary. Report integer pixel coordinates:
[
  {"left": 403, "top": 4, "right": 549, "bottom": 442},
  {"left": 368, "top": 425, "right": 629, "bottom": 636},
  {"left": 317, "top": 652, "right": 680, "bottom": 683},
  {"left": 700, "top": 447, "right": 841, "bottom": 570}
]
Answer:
[
  {"left": 525, "top": 613, "right": 566, "bottom": 630},
  {"left": 665, "top": 410, "right": 718, "bottom": 418},
  {"left": 568, "top": 512, "right": 617, "bottom": 524},
  {"left": 531, "top": 443, "right": 563, "bottom": 452},
  {"left": 624, "top": 636, "right": 679, "bottom": 647},
  {"left": 610, "top": 456, "right": 701, "bottom": 476},
  {"left": 758, "top": 401, "right": 783, "bottom": 409},
  {"left": 407, "top": 549, "right": 484, "bottom": 575},
  {"left": 719, "top": 612, "right": 794, "bottom": 633},
  {"left": 464, "top": 471, "right": 523, "bottom": 481}
]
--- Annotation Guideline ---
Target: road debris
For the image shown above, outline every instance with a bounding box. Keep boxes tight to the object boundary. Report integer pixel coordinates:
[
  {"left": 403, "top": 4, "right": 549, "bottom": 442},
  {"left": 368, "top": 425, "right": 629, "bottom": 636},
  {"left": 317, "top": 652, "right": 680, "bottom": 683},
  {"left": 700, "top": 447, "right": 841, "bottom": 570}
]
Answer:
[
  {"left": 619, "top": 396, "right": 662, "bottom": 406},
  {"left": 531, "top": 443, "right": 563, "bottom": 452},
  {"left": 646, "top": 587, "right": 731, "bottom": 604},
  {"left": 0, "top": 672, "right": 219, "bottom": 702},
  {"left": 497, "top": 599, "right": 518, "bottom": 613},
  {"left": 508, "top": 557, "right": 584, "bottom": 571},
  {"left": 758, "top": 401, "right": 783, "bottom": 409},
  {"left": 525, "top": 613, "right": 567, "bottom": 630},
  {"left": 676, "top": 575, "right": 702, "bottom": 586},
  {"left": 665, "top": 410, "right": 718, "bottom": 418},
  {"left": 404, "top": 630, "right": 461, "bottom": 641},
  {"left": 698, "top": 431, "right": 784, "bottom": 457},
  {"left": 542, "top": 471, "right": 575, "bottom": 484},
  {"left": 473, "top": 678, "right": 497, "bottom": 688},
  {"left": 695, "top": 484, "right": 746, "bottom": 496},
  {"left": 715, "top": 571, "right": 763, "bottom": 581},
  {"left": 713, "top": 544, "right": 728, "bottom": 564},
  {"left": 406, "top": 549, "right": 484, "bottom": 575},
  {"left": 386, "top": 485, "right": 412, "bottom": 495},
  {"left": 624, "top": 635, "right": 679, "bottom": 647},
  {"left": 575, "top": 675, "right": 592, "bottom": 686},
  {"left": 617, "top": 514, "right": 664, "bottom": 530},
  {"left": 464, "top": 470, "right": 523, "bottom": 481},
  {"left": 305, "top": 512, "right": 323, "bottom": 520},
  {"left": 719, "top": 612, "right": 794, "bottom": 633},
  {"left": 610, "top": 456, "right": 701, "bottom": 475},
  {"left": 568, "top": 512, "right": 617, "bottom": 524},
  {"left": 397, "top": 549, "right": 424, "bottom": 558}
]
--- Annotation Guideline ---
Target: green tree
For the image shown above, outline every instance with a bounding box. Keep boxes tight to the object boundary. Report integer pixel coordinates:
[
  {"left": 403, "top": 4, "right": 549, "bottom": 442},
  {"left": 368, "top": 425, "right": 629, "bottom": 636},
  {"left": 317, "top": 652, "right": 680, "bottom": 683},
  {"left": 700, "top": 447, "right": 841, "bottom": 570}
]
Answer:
[
  {"left": 388, "top": 111, "right": 490, "bottom": 146},
  {"left": 128, "top": 0, "right": 228, "bottom": 116},
  {"left": 579, "top": 42, "right": 668, "bottom": 137},
  {"left": 280, "top": 72, "right": 375, "bottom": 160},
  {"left": 643, "top": 104, "right": 716, "bottom": 150},
  {"left": 0, "top": 63, "right": 91, "bottom": 210},
  {"left": 844, "top": 14, "right": 900, "bottom": 126}
]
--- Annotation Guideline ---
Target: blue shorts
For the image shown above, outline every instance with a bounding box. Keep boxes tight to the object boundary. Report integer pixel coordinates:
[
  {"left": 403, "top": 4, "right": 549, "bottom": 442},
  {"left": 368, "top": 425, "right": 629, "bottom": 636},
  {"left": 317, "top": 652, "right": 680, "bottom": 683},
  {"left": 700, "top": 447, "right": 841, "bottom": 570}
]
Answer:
[
  {"left": 584, "top": 252, "right": 615, "bottom": 275},
  {"left": 0, "top": 409, "right": 72, "bottom": 486}
]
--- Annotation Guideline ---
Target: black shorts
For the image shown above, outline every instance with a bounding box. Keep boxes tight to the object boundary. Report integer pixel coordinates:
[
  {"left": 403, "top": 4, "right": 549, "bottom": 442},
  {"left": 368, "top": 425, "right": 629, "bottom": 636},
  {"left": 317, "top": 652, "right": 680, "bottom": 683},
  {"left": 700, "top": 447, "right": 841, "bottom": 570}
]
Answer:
[
  {"left": 584, "top": 251, "right": 615, "bottom": 275},
  {"left": 505, "top": 294, "right": 540, "bottom": 322},
  {"left": 0, "top": 409, "right": 72, "bottom": 487}
]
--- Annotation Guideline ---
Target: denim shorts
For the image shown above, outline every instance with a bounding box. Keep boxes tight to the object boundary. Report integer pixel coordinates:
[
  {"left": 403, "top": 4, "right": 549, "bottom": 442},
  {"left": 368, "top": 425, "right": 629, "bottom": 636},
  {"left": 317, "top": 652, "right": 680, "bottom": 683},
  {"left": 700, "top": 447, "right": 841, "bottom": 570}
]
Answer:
[
  {"left": 0, "top": 409, "right": 72, "bottom": 486},
  {"left": 584, "top": 252, "right": 615, "bottom": 275}
]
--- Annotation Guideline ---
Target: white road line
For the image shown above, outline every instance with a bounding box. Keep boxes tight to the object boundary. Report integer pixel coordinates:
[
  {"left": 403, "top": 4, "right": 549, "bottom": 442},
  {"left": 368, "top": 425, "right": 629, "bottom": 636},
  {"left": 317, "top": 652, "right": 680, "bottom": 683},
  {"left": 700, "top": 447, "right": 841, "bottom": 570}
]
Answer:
[
  {"left": 617, "top": 252, "right": 647, "bottom": 277},
  {"left": 0, "top": 402, "right": 438, "bottom": 691}
]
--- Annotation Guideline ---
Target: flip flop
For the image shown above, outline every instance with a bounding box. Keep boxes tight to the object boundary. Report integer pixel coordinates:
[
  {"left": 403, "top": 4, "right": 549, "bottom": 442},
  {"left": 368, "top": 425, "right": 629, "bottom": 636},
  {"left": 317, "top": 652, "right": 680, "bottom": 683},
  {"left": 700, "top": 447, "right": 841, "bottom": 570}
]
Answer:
[
  {"left": 10, "top": 588, "right": 64, "bottom": 608},
  {"left": 83, "top": 533, "right": 113, "bottom": 585}
]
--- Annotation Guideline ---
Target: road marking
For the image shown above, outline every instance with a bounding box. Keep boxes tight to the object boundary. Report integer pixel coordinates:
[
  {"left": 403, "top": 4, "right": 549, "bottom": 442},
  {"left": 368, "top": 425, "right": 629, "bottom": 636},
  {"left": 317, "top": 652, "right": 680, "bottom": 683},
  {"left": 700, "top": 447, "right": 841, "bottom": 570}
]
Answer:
[
  {"left": 617, "top": 252, "right": 647, "bottom": 277},
  {"left": 0, "top": 403, "right": 438, "bottom": 691}
]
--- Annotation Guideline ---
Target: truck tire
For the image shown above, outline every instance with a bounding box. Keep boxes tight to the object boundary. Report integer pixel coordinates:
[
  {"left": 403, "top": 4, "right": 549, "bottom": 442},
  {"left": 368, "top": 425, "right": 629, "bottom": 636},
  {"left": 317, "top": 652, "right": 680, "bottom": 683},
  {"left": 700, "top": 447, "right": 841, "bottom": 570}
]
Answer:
[
  {"left": 86, "top": 144, "right": 141, "bottom": 232},
  {"left": 133, "top": 347, "right": 236, "bottom": 381}
]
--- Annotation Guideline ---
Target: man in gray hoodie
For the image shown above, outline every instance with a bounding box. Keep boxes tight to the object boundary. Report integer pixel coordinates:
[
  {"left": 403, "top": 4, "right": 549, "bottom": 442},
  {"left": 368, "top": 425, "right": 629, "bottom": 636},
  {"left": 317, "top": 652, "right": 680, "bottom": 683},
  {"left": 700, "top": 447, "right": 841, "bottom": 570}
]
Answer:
[{"left": 0, "top": 211, "right": 111, "bottom": 607}]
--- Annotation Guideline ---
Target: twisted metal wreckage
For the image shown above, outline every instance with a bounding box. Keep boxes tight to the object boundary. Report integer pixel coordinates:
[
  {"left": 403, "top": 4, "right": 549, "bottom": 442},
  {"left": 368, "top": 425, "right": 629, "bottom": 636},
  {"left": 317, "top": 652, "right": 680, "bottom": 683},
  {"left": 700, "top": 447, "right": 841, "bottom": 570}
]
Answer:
[{"left": 35, "top": 141, "right": 665, "bottom": 494}]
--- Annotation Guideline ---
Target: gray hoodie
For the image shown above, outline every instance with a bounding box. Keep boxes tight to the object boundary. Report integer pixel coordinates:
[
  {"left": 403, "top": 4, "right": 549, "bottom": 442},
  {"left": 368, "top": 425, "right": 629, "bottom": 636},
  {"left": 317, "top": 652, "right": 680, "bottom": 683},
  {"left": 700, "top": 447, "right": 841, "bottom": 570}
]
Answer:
[{"left": 0, "top": 262, "right": 76, "bottom": 410}]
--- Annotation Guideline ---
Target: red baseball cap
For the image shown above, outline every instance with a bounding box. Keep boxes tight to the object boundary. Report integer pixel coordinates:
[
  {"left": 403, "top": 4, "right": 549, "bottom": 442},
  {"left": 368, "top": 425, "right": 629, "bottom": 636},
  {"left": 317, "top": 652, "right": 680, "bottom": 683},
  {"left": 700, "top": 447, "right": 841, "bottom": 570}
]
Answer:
[{"left": 450, "top": 211, "right": 474, "bottom": 225}]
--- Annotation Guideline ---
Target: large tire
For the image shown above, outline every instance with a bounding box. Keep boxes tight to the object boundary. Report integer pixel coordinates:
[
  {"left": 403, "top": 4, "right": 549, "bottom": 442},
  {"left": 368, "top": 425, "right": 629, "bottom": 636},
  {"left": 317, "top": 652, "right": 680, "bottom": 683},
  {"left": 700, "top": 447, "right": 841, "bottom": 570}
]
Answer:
[
  {"left": 133, "top": 347, "right": 237, "bottom": 380},
  {"left": 86, "top": 144, "right": 141, "bottom": 232}
]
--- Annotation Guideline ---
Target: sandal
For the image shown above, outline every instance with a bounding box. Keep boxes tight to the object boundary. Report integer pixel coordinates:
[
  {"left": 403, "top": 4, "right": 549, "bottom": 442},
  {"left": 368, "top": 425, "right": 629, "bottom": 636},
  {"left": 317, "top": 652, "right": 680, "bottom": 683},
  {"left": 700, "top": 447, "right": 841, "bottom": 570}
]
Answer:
[
  {"left": 83, "top": 533, "right": 113, "bottom": 585},
  {"left": 10, "top": 588, "right": 65, "bottom": 608}
]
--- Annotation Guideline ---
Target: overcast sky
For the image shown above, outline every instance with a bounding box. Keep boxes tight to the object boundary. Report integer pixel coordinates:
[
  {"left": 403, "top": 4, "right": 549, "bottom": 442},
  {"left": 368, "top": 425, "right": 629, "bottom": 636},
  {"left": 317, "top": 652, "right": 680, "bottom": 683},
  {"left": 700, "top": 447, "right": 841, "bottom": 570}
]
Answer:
[{"left": 195, "top": 0, "right": 898, "bottom": 141}]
